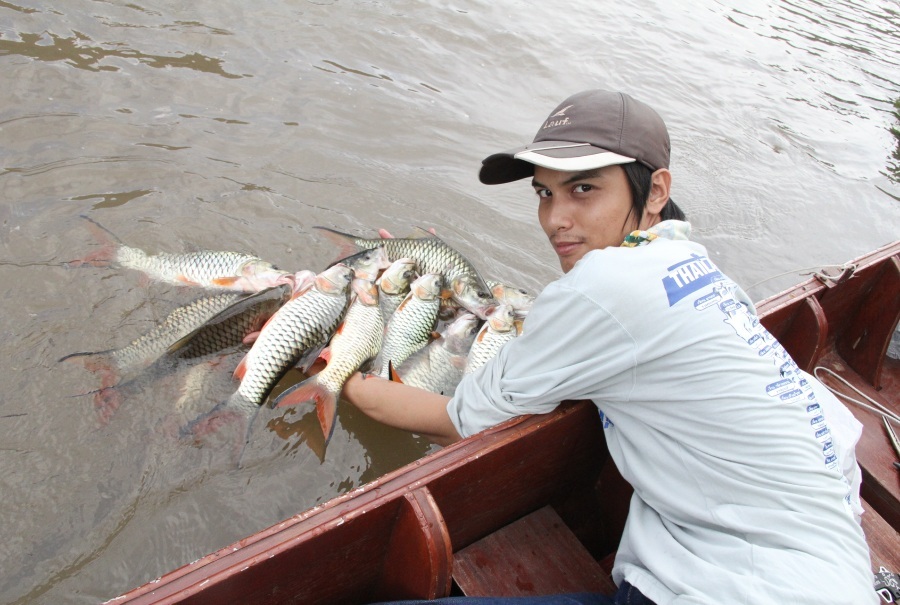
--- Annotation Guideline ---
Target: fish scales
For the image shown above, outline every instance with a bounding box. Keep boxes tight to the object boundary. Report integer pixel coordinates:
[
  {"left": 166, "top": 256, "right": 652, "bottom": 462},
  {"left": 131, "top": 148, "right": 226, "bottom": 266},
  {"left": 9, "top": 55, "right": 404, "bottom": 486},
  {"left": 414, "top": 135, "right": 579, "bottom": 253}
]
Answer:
[
  {"left": 170, "top": 286, "right": 291, "bottom": 359},
  {"left": 117, "top": 247, "right": 258, "bottom": 283},
  {"left": 377, "top": 274, "right": 443, "bottom": 378},
  {"left": 108, "top": 292, "right": 246, "bottom": 370},
  {"left": 315, "top": 285, "right": 384, "bottom": 397},
  {"left": 392, "top": 313, "right": 480, "bottom": 395},
  {"left": 235, "top": 284, "right": 350, "bottom": 406},
  {"left": 464, "top": 305, "right": 519, "bottom": 374}
]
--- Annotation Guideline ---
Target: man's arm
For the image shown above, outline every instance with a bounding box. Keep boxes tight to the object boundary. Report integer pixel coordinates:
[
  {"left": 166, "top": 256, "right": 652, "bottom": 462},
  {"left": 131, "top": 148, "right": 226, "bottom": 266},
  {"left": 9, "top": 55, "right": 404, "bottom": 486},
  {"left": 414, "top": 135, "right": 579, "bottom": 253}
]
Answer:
[{"left": 341, "top": 371, "right": 462, "bottom": 446}]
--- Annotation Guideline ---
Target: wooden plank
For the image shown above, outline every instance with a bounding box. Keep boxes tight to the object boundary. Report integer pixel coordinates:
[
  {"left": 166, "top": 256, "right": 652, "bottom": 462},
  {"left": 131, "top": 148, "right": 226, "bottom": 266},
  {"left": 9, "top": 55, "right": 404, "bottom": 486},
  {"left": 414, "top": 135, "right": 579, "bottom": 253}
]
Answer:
[
  {"left": 768, "top": 296, "right": 828, "bottom": 373},
  {"left": 378, "top": 487, "right": 452, "bottom": 600},
  {"left": 453, "top": 505, "right": 617, "bottom": 597},
  {"left": 816, "top": 350, "right": 900, "bottom": 531},
  {"left": 862, "top": 497, "right": 900, "bottom": 574},
  {"left": 836, "top": 257, "right": 900, "bottom": 389}
]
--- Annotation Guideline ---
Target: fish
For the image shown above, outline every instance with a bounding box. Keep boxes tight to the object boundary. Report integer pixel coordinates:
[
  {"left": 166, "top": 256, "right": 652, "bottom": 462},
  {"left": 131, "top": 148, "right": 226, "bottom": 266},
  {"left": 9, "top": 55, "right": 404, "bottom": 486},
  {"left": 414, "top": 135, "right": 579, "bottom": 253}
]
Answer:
[
  {"left": 182, "top": 264, "right": 354, "bottom": 446},
  {"left": 375, "top": 273, "right": 444, "bottom": 378},
  {"left": 487, "top": 280, "right": 536, "bottom": 318},
  {"left": 60, "top": 285, "right": 297, "bottom": 423},
  {"left": 389, "top": 312, "right": 481, "bottom": 395},
  {"left": 464, "top": 304, "right": 521, "bottom": 374},
  {"left": 166, "top": 283, "right": 299, "bottom": 359},
  {"left": 316, "top": 226, "right": 497, "bottom": 319},
  {"left": 271, "top": 277, "right": 385, "bottom": 441},
  {"left": 377, "top": 257, "right": 418, "bottom": 326},
  {"left": 72, "top": 215, "right": 296, "bottom": 292}
]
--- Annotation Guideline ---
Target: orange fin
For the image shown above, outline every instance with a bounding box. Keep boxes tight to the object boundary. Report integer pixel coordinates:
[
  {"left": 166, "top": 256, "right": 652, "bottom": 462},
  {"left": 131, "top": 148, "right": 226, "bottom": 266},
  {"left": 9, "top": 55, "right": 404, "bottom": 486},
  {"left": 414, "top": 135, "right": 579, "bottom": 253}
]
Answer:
[
  {"left": 233, "top": 353, "right": 249, "bottom": 380},
  {"left": 242, "top": 331, "right": 261, "bottom": 345},
  {"left": 271, "top": 377, "right": 338, "bottom": 442},
  {"left": 388, "top": 360, "right": 404, "bottom": 384},
  {"left": 211, "top": 276, "right": 239, "bottom": 286}
]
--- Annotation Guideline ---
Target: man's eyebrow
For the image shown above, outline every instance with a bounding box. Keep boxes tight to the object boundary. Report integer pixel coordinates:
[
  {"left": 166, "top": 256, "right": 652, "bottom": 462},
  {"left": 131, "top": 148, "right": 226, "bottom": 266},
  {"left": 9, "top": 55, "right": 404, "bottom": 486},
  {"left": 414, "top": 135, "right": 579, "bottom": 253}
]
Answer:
[
  {"left": 561, "top": 169, "right": 606, "bottom": 185},
  {"left": 531, "top": 169, "right": 607, "bottom": 189}
]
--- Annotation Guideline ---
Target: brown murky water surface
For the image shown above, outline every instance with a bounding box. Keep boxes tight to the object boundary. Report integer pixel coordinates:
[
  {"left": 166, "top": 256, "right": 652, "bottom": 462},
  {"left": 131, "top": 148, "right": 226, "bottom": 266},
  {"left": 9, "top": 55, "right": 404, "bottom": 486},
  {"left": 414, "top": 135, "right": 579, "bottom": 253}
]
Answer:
[{"left": 1, "top": 1, "right": 898, "bottom": 602}]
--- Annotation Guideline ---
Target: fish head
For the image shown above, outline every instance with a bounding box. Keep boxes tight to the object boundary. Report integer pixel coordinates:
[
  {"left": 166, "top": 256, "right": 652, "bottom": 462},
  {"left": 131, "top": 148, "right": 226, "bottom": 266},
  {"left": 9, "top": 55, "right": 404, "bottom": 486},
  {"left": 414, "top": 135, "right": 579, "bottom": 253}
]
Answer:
[
  {"left": 347, "top": 246, "right": 391, "bottom": 281},
  {"left": 315, "top": 263, "right": 354, "bottom": 295},
  {"left": 486, "top": 304, "right": 516, "bottom": 332},
  {"left": 443, "top": 312, "right": 482, "bottom": 354},
  {"left": 291, "top": 269, "right": 318, "bottom": 295},
  {"left": 237, "top": 260, "right": 296, "bottom": 291},
  {"left": 378, "top": 258, "right": 418, "bottom": 295},
  {"left": 351, "top": 277, "right": 380, "bottom": 306},
  {"left": 450, "top": 275, "right": 498, "bottom": 320},
  {"left": 491, "top": 282, "right": 535, "bottom": 318},
  {"left": 411, "top": 273, "right": 444, "bottom": 300}
]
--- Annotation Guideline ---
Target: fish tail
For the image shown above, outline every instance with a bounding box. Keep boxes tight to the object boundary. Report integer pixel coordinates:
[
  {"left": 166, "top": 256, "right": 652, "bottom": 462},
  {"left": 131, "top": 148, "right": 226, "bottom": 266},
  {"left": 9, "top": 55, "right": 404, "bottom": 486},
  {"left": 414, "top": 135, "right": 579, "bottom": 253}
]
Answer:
[
  {"left": 314, "top": 226, "right": 364, "bottom": 266},
  {"left": 59, "top": 350, "right": 123, "bottom": 422},
  {"left": 181, "top": 394, "right": 257, "bottom": 464},
  {"left": 66, "top": 215, "right": 121, "bottom": 268},
  {"left": 271, "top": 376, "right": 338, "bottom": 443}
]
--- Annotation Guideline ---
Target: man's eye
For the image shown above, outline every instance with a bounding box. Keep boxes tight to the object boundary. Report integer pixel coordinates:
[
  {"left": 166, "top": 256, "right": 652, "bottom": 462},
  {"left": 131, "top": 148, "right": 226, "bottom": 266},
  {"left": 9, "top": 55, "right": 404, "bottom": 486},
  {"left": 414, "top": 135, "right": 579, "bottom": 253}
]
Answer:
[
  {"left": 573, "top": 184, "right": 593, "bottom": 193},
  {"left": 535, "top": 188, "right": 550, "bottom": 198}
]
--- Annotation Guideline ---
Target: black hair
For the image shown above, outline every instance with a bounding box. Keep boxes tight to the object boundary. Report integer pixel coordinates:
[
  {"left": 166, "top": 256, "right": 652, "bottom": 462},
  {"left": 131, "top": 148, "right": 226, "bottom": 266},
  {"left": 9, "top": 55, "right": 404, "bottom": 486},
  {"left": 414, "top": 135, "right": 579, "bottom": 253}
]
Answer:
[{"left": 622, "top": 162, "right": 686, "bottom": 228}]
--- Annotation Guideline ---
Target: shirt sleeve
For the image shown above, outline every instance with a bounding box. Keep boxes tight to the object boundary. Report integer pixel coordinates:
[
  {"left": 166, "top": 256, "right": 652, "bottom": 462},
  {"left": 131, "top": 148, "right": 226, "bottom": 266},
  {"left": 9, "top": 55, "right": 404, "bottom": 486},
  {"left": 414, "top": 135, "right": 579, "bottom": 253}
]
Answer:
[{"left": 447, "top": 277, "right": 638, "bottom": 438}]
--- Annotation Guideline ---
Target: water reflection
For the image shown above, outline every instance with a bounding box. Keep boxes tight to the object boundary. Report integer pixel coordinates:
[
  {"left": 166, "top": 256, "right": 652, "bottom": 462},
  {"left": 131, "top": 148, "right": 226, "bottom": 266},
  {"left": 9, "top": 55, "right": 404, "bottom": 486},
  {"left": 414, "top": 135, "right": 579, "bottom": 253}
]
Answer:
[
  {"left": 0, "top": 32, "right": 242, "bottom": 78},
  {"left": 889, "top": 98, "right": 900, "bottom": 188}
]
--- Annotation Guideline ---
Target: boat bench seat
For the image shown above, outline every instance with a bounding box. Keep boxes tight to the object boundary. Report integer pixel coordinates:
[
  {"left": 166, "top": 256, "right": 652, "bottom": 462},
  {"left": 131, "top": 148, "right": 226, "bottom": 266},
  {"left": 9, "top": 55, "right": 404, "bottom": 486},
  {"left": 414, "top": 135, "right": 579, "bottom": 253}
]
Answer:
[
  {"left": 862, "top": 496, "right": 900, "bottom": 574},
  {"left": 452, "top": 505, "right": 618, "bottom": 597}
]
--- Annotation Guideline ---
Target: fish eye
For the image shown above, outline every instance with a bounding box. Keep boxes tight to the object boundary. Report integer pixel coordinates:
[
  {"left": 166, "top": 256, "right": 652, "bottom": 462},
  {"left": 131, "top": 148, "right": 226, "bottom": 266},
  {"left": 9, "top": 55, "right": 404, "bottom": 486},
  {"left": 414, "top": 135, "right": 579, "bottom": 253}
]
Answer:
[{"left": 478, "top": 291, "right": 491, "bottom": 299}]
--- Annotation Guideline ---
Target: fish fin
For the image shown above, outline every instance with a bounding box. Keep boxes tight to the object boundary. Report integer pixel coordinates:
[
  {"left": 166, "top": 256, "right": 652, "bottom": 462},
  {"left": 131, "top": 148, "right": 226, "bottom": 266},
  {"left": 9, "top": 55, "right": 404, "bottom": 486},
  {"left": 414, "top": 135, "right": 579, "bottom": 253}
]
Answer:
[
  {"left": 233, "top": 354, "right": 250, "bottom": 380},
  {"left": 271, "top": 376, "right": 338, "bottom": 442},
  {"left": 296, "top": 344, "right": 328, "bottom": 373},
  {"left": 210, "top": 276, "right": 240, "bottom": 287},
  {"left": 181, "top": 398, "right": 257, "bottom": 466},
  {"left": 387, "top": 360, "right": 404, "bottom": 384},
  {"left": 314, "top": 226, "right": 362, "bottom": 265},
  {"left": 514, "top": 319, "right": 525, "bottom": 335},
  {"left": 411, "top": 226, "right": 439, "bottom": 239},
  {"left": 242, "top": 331, "right": 261, "bottom": 345},
  {"left": 431, "top": 331, "right": 442, "bottom": 340}
]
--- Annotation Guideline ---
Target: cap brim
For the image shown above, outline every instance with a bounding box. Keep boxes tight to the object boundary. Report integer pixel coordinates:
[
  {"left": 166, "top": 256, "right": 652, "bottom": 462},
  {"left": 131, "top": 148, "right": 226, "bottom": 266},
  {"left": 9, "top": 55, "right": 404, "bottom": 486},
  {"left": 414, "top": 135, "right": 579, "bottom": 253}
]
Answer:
[{"left": 479, "top": 141, "right": 635, "bottom": 185}]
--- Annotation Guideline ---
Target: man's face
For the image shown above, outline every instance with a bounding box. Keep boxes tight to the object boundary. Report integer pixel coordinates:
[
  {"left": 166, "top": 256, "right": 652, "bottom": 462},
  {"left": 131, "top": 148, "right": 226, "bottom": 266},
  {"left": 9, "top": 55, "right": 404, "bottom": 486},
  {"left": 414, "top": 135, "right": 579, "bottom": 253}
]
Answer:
[{"left": 534, "top": 164, "right": 637, "bottom": 273}]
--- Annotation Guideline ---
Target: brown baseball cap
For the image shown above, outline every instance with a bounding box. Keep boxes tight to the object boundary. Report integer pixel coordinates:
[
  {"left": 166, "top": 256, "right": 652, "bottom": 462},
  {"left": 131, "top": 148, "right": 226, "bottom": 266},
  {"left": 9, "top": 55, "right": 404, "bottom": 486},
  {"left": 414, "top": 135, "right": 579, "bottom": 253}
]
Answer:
[{"left": 479, "top": 89, "right": 670, "bottom": 185}]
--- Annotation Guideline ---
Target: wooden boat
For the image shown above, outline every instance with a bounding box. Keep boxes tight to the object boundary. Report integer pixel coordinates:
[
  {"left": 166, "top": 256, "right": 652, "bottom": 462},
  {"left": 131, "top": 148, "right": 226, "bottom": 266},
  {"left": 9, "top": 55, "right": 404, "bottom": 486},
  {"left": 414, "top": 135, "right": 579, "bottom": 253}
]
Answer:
[{"left": 111, "top": 240, "right": 900, "bottom": 604}]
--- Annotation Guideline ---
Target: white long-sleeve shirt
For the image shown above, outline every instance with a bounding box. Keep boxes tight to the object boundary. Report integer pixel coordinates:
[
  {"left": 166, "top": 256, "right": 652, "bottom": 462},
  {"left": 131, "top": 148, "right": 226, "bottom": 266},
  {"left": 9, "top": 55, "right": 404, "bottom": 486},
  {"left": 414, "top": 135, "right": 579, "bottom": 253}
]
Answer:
[{"left": 447, "top": 234, "right": 874, "bottom": 605}]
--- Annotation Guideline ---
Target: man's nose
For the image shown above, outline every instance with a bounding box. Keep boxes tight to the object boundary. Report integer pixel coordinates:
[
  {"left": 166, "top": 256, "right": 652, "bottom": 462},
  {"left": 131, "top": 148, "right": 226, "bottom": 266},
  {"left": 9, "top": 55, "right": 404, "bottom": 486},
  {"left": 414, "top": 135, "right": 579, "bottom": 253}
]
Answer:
[{"left": 545, "top": 197, "right": 573, "bottom": 231}]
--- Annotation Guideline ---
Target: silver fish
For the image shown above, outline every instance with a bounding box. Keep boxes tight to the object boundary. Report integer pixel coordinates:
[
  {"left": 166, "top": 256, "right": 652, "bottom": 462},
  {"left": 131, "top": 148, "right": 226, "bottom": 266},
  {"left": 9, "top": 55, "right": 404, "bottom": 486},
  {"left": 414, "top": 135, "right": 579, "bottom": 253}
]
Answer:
[
  {"left": 115, "top": 246, "right": 295, "bottom": 292},
  {"left": 390, "top": 312, "right": 481, "bottom": 395},
  {"left": 377, "top": 258, "right": 418, "bottom": 326},
  {"left": 182, "top": 263, "right": 353, "bottom": 446},
  {"left": 60, "top": 291, "right": 249, "bottom": 378},
  {"left": 316, "top": 227, "right": 497, "bottom": 319},
  {"left": 376, "top": 273, "right": 443, "bottom": 378},
  {"left": 272, "top": 278, "right": 384, "bottom": 440},
  {"left": 229, "top": 264, "right": 354, "bottom": 409},
  {"left": 166, "top": 285, "right": 294, "bottom": 359},
  {"left": 464, "top": 304, "right": 521, "bottom": 374}
]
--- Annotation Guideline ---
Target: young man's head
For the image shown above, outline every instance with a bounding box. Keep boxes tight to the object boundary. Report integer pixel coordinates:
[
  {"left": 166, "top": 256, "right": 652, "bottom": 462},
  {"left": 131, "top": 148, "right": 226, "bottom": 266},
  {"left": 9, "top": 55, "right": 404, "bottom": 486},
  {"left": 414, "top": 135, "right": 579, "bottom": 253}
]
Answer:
[{"left": 479, "top": 89, "right": 684, "bottom": 272}]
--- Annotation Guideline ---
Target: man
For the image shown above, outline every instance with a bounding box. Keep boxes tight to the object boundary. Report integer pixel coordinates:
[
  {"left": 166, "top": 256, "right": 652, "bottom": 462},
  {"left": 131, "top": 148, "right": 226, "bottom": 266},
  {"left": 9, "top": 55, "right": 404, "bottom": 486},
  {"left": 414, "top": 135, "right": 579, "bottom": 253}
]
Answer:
[{"left": 342, "top": 89, "right": 875, "bottom": 604}]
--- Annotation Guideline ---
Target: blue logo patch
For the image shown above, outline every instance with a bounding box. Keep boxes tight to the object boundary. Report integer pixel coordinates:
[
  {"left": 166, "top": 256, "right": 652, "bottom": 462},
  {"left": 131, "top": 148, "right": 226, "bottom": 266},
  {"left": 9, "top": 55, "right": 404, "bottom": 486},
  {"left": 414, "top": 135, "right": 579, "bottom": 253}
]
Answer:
[{"left": 663, "top": 254, "right": 724, "bottom": 306}]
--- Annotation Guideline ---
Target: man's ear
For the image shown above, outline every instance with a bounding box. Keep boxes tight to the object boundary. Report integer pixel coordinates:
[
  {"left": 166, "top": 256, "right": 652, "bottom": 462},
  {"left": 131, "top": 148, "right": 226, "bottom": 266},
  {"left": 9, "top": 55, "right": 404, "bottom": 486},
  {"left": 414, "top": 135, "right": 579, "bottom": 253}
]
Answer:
[{"left": 646, "top": 168, "right": 672, "bottom": 216}]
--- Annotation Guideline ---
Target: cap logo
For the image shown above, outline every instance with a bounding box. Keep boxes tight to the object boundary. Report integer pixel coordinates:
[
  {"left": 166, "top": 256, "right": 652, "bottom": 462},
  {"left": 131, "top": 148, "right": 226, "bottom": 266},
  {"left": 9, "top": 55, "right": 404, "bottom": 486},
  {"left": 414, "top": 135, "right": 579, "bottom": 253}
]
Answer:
[{"left": 542, "top": 104, "right": 574, "bottom": 130}]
